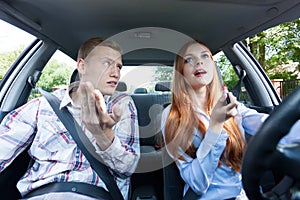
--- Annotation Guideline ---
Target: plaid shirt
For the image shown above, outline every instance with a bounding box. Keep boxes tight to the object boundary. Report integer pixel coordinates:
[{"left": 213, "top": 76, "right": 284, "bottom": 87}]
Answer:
[{"left": 0, "top": 86, "right": 140, "bottom": 199}]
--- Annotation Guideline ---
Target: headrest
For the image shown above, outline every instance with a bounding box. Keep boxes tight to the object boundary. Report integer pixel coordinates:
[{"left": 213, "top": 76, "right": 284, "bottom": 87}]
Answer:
[
  {"left": 116, "top": 81, "right": 127, "bottom": 92},
  {"left": 134, "top": 88, "right": 148, "bottom": 94},
  {"left": 70, "top": 69, "right": 79, "bottom": 84},
  {"left": 155, "top": 81, "right": 171, "bottom": 92}
]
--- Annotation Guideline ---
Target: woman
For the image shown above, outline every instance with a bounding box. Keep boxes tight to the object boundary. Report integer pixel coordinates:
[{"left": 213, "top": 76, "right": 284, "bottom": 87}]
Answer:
[{"left": 161, "top": 40, "right": 268, "bottom": 199}]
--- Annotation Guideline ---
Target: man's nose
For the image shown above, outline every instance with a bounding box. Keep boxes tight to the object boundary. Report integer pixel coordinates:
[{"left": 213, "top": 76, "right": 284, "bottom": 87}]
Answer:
[{"left": 109, "top": 64, "right": 120, "bottom": 78}]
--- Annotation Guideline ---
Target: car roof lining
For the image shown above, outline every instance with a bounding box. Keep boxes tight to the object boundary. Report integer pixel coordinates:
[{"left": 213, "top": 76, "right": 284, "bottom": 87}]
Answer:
[{"left": 1, "top": 0, "right": 300, "bottom": 66}]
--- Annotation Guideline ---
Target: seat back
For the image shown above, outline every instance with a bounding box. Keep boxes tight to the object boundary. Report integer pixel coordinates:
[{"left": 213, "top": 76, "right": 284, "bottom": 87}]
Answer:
[
  {"left": 130, "top": 81, "right": 171, "bottom": 200},
  {"left": 162, "top": 151, "right": 185, "bottom": 200},
  {"left": 0, "top": 108, "right": 30, "bottom": 200},
  {"left": 131, "top": 81, "right": 171, "bottom": 149},
  {"left": 116, "top": 81, "right": 127, "bottom": 92},
  {"left": 134, "top": 87, "right": 148, "bottom": 94},
  {"left": 0, "top": 140, "right": 30, "bottom": 200}
]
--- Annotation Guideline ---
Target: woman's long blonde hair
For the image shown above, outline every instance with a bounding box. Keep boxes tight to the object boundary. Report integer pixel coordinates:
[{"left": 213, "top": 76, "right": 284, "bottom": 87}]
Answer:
[{"left": 164, "top": 40, "right": 245, "bottom": 172}]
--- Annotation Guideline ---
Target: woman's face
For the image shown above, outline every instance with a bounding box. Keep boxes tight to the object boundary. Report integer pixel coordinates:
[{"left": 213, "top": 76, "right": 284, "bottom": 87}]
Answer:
[{"left": 182, "top": 43, "right": 215, "bottom": 90}]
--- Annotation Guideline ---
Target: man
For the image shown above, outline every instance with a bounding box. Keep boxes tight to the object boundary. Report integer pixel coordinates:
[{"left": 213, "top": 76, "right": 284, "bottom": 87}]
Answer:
[{"left": 0, "top": 38, "right": 140, "bottom": 200}]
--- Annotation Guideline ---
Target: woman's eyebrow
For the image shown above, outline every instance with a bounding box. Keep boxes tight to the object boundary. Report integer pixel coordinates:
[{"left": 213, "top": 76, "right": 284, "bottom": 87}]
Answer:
[
  {"left": 183, "top": 53, "right": 194, "bottom": 57},
  {"left": 184, "top": 50, "right": 209, "bottom": 57},
  {"left": 201, "top": 50, "right": 210, "bottom": 54}
]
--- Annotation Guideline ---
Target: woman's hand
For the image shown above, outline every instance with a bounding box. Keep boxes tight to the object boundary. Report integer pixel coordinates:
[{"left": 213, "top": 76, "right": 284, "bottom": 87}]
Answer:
[{"left": 209, "top": 92, "right": 238, "bottom": 134}]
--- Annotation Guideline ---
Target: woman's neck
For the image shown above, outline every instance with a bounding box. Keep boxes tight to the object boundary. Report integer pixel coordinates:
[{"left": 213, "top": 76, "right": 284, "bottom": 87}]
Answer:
[{"left": 189, "top": 86, "right": 208, "bottom": 112}]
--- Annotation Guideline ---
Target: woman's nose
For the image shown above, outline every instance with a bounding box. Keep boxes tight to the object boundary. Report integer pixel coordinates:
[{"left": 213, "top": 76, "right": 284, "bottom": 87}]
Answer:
[{"left": 195, "top": 59, "right": 203, "bottom": 66}]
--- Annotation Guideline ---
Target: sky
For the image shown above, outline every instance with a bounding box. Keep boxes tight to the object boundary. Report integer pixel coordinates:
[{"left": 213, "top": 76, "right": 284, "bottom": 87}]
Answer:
[
  {"left": 0, "top": 19, "right": 76, "bottom": 66},
  {"left": 0, "top": 19, "right": 156, "bottom": 91},
  {"left": 0, "top": 19, "right": 34, "bottom": 53}
]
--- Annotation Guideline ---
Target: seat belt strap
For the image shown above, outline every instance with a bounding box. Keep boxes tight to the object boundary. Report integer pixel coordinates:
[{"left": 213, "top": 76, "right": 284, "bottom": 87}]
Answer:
[
  {"left": 183, "top": 187, "right": 201, "bottom": 200},
  {"left": 39, "top": 88, "right": 124, "bottom": 200},
  {"left": 232, "top": 67, "right": 246, "bottom": 101}
]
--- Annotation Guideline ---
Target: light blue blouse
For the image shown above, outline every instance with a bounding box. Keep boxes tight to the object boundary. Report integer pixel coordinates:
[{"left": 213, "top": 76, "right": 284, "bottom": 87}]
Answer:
[{"left": 161, "top": 103, "right": 270, "bottom": 200}]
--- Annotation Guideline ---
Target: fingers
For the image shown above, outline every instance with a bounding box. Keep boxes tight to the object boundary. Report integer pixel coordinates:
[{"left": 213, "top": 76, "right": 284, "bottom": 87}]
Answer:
[
  {"left": 78, "top": 82, "right": 121, "bottom": 131},
  {"left": 79, "top": 82, "right": 98, "bottom": 123},
  {"left": 94, "top": 89, "right": 112, "bottom": 127},
  {"left": 94, "top": 89, "right": 107, "bottom": 114},
  {"left": 225, "top": 92, "right": 238, "bottom": 117},
  {"left": 94, "top": 89, "right": 121, "bottom": 127},
  {"left": 214, "top": 92, "right": 238, "bottom": 120},
  {"left": 111, "top": 105, "right": 122, "bottom": 123}
]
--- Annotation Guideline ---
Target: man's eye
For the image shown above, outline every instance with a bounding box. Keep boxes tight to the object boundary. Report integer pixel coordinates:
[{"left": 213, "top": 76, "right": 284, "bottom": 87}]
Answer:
[
  {"left": 117, "top": 64, "right": 123, "bottom": 70},
  {"left": 184, "top": 57, "right": 193, "bottom": 64},
  {"left": 103, "top": 61, "right": 112, "bottom": 67}
]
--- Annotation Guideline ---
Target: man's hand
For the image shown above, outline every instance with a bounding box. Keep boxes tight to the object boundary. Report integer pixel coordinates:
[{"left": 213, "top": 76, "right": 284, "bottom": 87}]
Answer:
[{"left": 79, "top": 82, "right": 122, "bottom": 150}]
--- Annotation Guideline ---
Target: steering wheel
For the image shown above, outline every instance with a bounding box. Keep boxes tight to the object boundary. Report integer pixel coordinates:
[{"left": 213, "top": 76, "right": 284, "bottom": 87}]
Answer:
[{"left": 242, "top": 86, "right": 300, "bottom": 199}]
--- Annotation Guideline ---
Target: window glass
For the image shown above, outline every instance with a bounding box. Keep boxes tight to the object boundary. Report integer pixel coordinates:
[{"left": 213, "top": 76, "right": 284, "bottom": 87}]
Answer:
[
  {"left": 120, "top": 65, "right": 173, "bottom": 94},
  {"left": 243, "top": 18, "right": 300, "bottom": 99},
  {"left": 0, "top": 19, "right": 35, "bottom": 80},
  {"left": 29, "top": 50, "right": 76, "bottom": 99},
  {"left": 214, "top": 51, "right": 252, "bottom": 105}
]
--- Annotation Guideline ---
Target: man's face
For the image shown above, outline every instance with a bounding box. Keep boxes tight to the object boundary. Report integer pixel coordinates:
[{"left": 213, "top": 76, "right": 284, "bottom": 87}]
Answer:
[{"left": 78, "top": 45, "right": 123, "bottom": 95}]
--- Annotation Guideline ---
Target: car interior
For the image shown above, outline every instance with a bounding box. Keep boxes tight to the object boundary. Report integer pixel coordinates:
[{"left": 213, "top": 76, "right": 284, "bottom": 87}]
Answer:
[{"left": 0, "top": 0, "right": 300, "bottom": 199}]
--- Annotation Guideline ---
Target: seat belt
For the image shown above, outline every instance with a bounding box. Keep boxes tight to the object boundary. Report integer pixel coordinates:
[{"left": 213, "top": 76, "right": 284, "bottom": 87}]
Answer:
[
  {"left": 183, "top": 187, "right": 200, "bottom": 200},
  {"left": 232, "top": 66, "right": 246, "bottom": 101},
  {"left": 38, "top": 88, "right": 124, "bottom": 200}
]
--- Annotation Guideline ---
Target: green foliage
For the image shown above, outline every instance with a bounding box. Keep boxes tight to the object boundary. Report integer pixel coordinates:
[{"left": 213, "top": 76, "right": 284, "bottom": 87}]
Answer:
[
  {"left": 214, "top": 53, "right": 239, "bottom": 90},
  {"left": 0, "top": 47, "right": 74, "bottom": 91},
  {"left": 246, "top": 18, "right": 300, "bottom": 80},
  {"left": 0, "top": 47, "right": 24, "bottom": 79},
  {"left": 37, "top": 60, "right": 74, "bottom": 91},
  {"left": 154, "top": 66, "right": 173, "bottom": 81}
]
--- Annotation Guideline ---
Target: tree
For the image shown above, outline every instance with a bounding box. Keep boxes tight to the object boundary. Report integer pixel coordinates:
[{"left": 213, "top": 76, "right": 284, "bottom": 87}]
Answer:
[
  {"left": 214, "top": 52, "right": 239, "bottom": 90},
  {"left": 0, "top": 47, "right": 74, "bottom": 90},
  {"left": 154, "top": 66, "right": 173, "bottom": 82},
  {"left": 0, "top": 47, "right": 24, "bottom": 79},
  {"left": 245, "top": 18, "right": 300, "bottom": 79},
  {"left": 37, "top": 60, "right": 74, "bottom": 91}
]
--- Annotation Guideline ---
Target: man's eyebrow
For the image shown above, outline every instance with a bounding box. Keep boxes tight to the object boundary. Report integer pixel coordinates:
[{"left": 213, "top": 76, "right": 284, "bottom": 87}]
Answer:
[
  {"left": 100, "top": 56, "right": 113, "bottom": 60},
  {"left": 102, "top": 56, "right": 123, "bottom": 65}
]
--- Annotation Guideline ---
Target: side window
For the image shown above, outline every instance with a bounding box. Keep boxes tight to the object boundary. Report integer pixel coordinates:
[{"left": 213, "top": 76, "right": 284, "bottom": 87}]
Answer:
[
  {"left": 29, "top": 50, "right": 76, "bottom": 99},
  {"left": 0, "top": 19, "right": 35, "bottom": 80},
  {"left": 243, "top": 18, "right": 300, "bottom": 99},
  {"left": 214, "top": 51, "right": 252, "bottom": 105}
]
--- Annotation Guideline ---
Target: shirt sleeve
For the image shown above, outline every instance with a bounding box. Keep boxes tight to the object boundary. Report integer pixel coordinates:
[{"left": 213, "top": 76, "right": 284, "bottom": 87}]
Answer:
[
  {"left": 177, "top": 129, "right": 228, "bottom": 195},
  {"left": 279, "top": 119, "right": 300, "bottom": 145},
  {"left": 238, "top": 103, "right": 269, "bottom": 136},
  {"left": 161, "top": 106, "right": 228, "bottom": 195},
  {"left": 0, "top": 99, "right": 40, "bottom": 171},
  {"left": 96, "top": 94, "right": 140, "bottom": 177}
]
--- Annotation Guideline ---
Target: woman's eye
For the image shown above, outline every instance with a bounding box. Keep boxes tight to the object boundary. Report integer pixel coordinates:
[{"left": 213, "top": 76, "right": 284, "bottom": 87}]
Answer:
[
  {"left": 184, "top": 57, "right": 193, "bottom": 64},
  {"left": 201, "top": 54, "right": 210, "bottom": 59}
]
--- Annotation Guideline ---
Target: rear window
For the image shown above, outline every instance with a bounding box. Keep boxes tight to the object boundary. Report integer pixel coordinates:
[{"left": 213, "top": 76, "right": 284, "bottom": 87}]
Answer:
[{"left": 120, "top": 65, "right": 172, "bottom": 94}]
